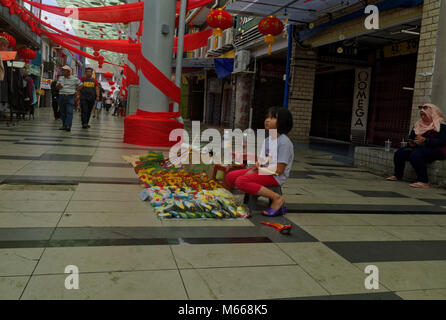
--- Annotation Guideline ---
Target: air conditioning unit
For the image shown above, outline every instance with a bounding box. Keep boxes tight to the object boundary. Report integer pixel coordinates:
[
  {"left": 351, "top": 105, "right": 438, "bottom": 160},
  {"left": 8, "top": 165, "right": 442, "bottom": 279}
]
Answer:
[
  {"left": 223, "top": 28, "right": 234, "bottom": 48},
  {"left": 200, "top": 46, "right": 207, "bottom": 58},
  {"left": 207, "top": 36, "right": 223, "bottom": 54},
  {"left": 233, "top": 50, "right": 251, "bottom": 73}
]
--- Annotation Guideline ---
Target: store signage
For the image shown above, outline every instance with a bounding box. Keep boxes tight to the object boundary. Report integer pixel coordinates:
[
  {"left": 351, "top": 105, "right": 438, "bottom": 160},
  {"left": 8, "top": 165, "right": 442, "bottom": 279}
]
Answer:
[
  {"left": 235, "top": 16, "right": 262, "bottom": 36},
  {"left": 351, "top": 67, "right": 371, "bottom": 131},
  {"left": 40, "top": 78, "right": 52, "bottom": 90},
  {"left": 28, "top": 64, "right": 41, "bottom": 76},
  {"left": 0, "top": 51, "right": 16, "bottom": 60},
  {"left": 383, "top": 39, "right": 419, "bottom": 58}
]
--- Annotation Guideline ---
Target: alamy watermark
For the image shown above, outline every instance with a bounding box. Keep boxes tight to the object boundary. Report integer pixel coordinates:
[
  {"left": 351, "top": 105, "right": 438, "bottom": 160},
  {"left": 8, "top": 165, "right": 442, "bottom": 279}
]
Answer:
[{"left": 168, "top": 122, "right": 278, "bottom": 174}]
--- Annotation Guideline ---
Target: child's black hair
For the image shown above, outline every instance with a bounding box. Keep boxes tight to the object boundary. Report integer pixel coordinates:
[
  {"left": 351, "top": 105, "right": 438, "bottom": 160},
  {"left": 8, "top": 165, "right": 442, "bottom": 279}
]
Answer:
[{"left": 266, "top": 107, "right": 293, "bottom": 135}]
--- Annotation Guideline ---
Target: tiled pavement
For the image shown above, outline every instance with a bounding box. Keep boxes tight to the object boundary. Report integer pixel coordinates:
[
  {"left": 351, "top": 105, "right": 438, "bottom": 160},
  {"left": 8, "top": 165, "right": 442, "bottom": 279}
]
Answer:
[{"left": 0, "top": 108, "right": 445, "bottom": 300}]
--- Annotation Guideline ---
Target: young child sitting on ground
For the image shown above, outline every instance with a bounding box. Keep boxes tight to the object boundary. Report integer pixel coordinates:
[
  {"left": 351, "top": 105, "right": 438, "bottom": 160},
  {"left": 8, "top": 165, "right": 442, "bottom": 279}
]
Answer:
[{"left": 225, "top": 107, "right": 294, "bottom": 217}]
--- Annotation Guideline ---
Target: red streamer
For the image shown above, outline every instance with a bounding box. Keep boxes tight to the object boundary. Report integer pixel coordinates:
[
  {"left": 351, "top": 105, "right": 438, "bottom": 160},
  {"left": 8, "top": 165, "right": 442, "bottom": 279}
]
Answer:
[
  {"left": 174, "top": 29, "right": 212, "bottom": 53},
  {"left": 22, "top": 0, "right": 215, "bottom": 23},
  {"left": 43, "top": 31, "right": 121, "bottom": 67}
]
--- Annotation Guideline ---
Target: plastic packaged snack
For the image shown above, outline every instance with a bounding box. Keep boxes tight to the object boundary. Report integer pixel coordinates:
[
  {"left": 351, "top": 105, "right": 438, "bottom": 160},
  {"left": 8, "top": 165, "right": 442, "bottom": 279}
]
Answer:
[
  {"left": 211, "top": 209, "right": 225, "bottom": 219},
  {"left": 157, "top": 212, "right": 172, "bottom": 219}
]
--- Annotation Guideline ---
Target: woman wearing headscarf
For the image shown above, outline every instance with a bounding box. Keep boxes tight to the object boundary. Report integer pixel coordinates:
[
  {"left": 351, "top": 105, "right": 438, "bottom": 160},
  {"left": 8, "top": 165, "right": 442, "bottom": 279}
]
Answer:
[{"left": 387, "top": 104, "right": 446, "bottom": 188}]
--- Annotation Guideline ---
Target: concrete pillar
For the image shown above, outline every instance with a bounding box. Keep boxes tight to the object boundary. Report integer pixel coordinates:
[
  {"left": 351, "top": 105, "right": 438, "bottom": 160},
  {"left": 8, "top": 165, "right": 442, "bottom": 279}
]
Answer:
[
  {"left": 233, "top": 73, "right": 253, "bottom": 130},
  {"left": 139, "top": 0, "right": 177, "bottom": 112},
  {"left": 287, "top": 43, "right": 317, "bottom": 142},
  {"left": 431, "top": 0, "right": 446, "bottom": 109},
  {"left": 411, "top": 0, "right": 442, "bottom": 126}
]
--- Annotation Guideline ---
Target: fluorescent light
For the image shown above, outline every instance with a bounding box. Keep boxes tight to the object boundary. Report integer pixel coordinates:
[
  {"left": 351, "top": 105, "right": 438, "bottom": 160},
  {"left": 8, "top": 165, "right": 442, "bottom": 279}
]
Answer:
[{"left": 401, "top": 30, "right": 420, "bottom": 36}]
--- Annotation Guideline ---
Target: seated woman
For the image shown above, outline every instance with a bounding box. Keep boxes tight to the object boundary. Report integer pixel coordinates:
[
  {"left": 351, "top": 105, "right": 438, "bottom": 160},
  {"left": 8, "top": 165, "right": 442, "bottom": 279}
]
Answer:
[
  {"left": 387, "top": 103, "right": 446, "bottom": 188},
  {"left": 225, "top": 107, "right": 294, "bottom": 217}
]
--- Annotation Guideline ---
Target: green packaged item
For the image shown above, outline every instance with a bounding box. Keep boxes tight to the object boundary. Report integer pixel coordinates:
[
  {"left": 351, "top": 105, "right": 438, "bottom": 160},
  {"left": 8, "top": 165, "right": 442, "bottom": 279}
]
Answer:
[
  {"left": 186, "top": 212, "right": 200, "bottom": 219},
  {"left": 178, "top": 212, "right": 189, "bottom": 219},
  {"left": 195, "top": 212, "right": 207, "bottom": 218},
  {"left": 203, "top": 212, "right": 214, "bottom": 218}
]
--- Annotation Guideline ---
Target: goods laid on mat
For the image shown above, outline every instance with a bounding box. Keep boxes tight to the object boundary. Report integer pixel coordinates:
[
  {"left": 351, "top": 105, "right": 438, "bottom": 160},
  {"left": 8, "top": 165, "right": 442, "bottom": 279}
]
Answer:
[
  {"left": 140, "top": 186, "right": 249, "bottom": 219},
  {"left": 138, "top": 169, "right": 223, "bottom": 190}
]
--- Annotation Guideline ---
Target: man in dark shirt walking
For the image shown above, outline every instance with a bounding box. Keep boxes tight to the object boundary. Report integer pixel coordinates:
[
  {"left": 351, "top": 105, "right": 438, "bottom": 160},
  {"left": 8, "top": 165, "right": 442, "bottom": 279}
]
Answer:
[{"left": 76, "top": 67, "right": 99, "bottom": 129}]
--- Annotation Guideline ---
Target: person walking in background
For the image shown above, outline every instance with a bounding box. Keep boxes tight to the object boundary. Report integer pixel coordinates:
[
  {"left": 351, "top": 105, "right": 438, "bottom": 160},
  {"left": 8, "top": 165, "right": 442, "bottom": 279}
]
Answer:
[
  {"left": 104, "top": 93, "right": 112, "bottom": 112},
  {"left": 77, "top": 67, "right": 99, "bottom": 129},
  {"left": 112, "top": 95, "right": 120, "bottom": 116},
  {"left": 57, "top": 65, "right": 82, "bottom": 132},
  {"left": 51, "top": 77, "right": 60, "bottom": 120},
  {"left": 92, "top": 84, "right": 103, "bottom": 120},
  {"left": 22, "top": 69, "right": 36, "bottom": 119}
]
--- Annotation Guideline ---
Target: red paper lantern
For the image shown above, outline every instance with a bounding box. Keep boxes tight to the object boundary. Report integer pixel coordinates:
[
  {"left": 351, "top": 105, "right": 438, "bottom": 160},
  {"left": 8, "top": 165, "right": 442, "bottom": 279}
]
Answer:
[
  {"left": 81, "top": 24, "right": 84, "bottom": 28},
  {"left": 118, "top": 30, "right": 122, "bottom": 34},
  {"left": 111, "top": 86, "right": 116, "bottom": 91},
  {"left": 63, "top": 21, "right": 66, "bottom": 24},
  {"left": 84, "top": 31, "right": 87, "bottom": 35},
  {"left": 0, "top": 32, "right": 15, "bottom": 48},
  {"left": 0, "top": 0, "right": 11, "bottom": 7},
  {"left": 17, "top": 47, "right": 37, "bottom": 62},
  {"left": 93, "top": 50, "right": 100, "bottom": 57},
  {"left": 44, "top": 16, "right": 48, "bottom": 20},
  {"left": 104, "top": 72, "right": 113, "bottom": 79},
  {"left": 206, "top": 8, "right": 233, "bottom": 48},
  {"left": 100, "top": 35, "right": 104, "bottom": 38},
  {"left": 99, "top": 28, "right": 103, "bottom": 31},
  {"left": 108, "top": 80, "right": 115, "bottom": 86},
  {"left": 98, "top": 55, "right": 104, "bottom": 69},
  {"left": 258, "top": 16, "right": 284, "bottom": 55}
]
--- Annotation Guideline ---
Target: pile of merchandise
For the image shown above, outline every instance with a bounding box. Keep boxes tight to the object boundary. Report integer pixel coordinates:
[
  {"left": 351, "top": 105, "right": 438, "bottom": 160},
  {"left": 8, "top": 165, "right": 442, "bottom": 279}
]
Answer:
[
  {"left": 140, "top": 186, "right": 249, "bottom": 219},
  {"left": 138, "top": 170, "right": 223, "bottom": 190},
  {"left": 134, "top": 151, "right": 224, "bottom": 190}
]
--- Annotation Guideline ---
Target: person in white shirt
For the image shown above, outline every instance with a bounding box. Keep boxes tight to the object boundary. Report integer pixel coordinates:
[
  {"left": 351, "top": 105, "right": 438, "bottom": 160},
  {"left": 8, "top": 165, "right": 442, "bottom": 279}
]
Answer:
[{"left": 56, "top": 65, "right": 82, "bottom": 131}]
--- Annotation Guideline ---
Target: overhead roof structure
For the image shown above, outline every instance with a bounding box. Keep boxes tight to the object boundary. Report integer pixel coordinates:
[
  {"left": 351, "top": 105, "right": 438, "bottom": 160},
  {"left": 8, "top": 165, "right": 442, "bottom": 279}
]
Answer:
[{"left": 225, "top": 0, "right": 363, "bottom": 24}]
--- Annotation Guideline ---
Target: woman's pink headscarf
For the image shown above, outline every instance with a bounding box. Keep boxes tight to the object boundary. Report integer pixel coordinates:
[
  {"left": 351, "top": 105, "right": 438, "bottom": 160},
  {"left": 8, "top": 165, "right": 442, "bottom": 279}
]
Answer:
[{"left": 414, "top": 103, "right": 445, "bottom": 136}]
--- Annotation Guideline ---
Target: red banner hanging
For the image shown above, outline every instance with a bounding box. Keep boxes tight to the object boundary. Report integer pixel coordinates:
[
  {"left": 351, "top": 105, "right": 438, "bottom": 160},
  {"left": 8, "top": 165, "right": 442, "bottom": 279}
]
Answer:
[
  {"left": 22, "top": 0, "right": 215, "bottom": 23},
  {"left": 43, "top": 31, "right": 121, "bottom": 67},
  {"left": 173, "top": 29, "right": 212, "bottom": 53}
]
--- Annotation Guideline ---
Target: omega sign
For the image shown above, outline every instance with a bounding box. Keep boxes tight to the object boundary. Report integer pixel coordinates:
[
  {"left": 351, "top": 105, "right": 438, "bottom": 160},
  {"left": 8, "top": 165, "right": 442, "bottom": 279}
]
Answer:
[{"left": 351, "top": 67, "right": 371, "bottom": 131}]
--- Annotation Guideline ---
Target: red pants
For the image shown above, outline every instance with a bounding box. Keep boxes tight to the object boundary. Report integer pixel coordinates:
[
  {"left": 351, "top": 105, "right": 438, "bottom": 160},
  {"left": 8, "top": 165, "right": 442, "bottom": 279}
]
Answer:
[{"left": 225, "top": 168, "right": 280, "bottom": 195}]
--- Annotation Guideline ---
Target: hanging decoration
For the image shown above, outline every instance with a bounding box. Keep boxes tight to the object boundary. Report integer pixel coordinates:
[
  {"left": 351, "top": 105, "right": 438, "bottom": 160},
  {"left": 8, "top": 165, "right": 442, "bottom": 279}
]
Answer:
[
  {"left": 111, "top": 86, "right": 116, "bottom": 91},
  {"left": 104, "top": 72, "right": 113, "bottom": 79},
  {"left": 206, "top": 8, "right": 233, "bottom": 48},
  {"left": 97, "top": 55, "right": 104, "bottom": 68},
  {"left": 17, "top": 1, "right": 181, "bottom": 104},
  {"left": 108, "top": 80, "right": 115, "bottom": 86},
  {"left": 21, "top": 0, "right": 215, "bottom": 23},
  {"left": 17, "top": 47, "right": 36, "bottom": 63},
  {"left": 258, "top": 16, "right": 284, "bottom": 56},
  {"left": 0, "top": 32, "right": 16, "bottom": 48}
]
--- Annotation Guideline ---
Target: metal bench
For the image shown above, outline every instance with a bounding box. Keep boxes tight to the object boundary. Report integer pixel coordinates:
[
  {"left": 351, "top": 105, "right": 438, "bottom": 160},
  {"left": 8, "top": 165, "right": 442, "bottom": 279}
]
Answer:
[{"left": 243, "top": 185, "right": 283, "bottom": 212}]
